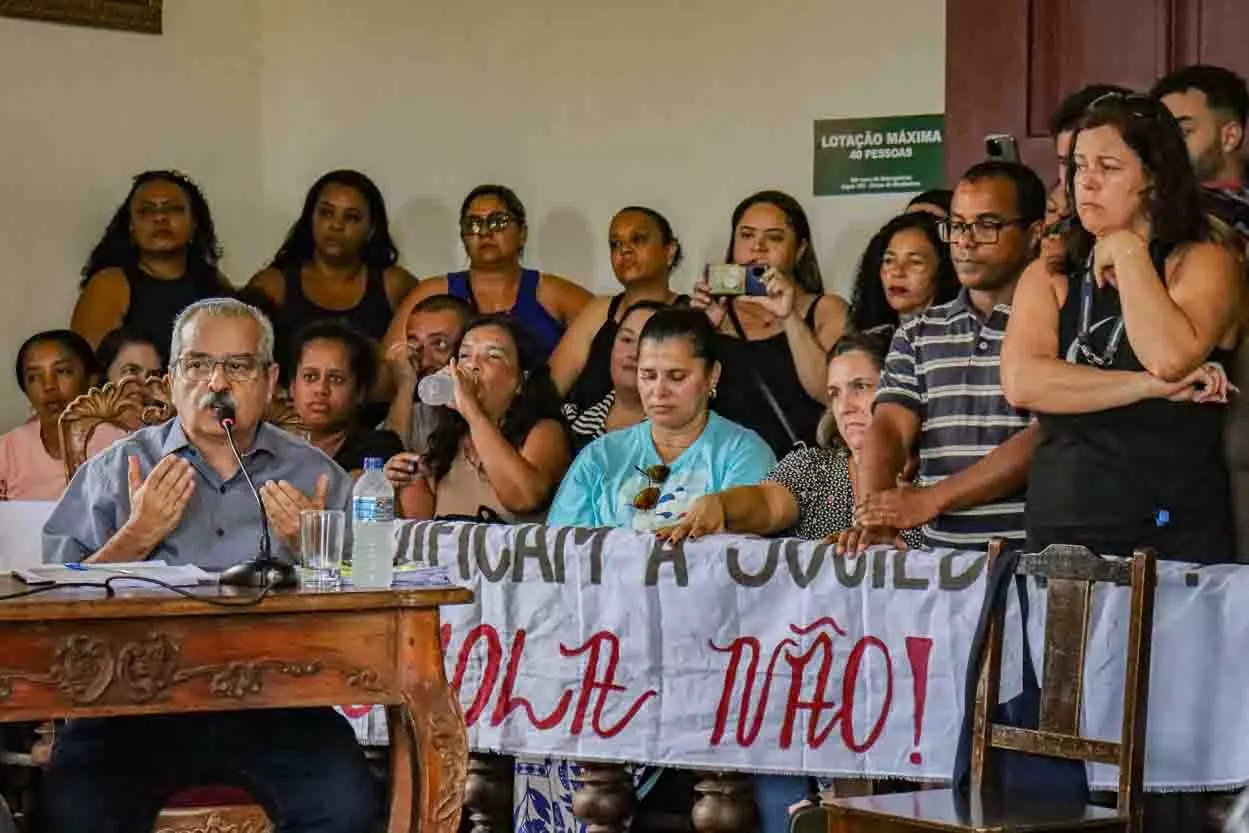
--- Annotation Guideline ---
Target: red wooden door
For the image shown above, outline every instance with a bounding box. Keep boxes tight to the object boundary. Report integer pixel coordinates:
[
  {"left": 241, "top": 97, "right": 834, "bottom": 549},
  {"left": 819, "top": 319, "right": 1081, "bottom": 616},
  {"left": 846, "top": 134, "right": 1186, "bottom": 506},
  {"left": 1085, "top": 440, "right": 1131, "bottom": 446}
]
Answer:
[
  {"left": 1174, "top": 0, "right": 1249, "bottom": 80},
  {"left": 946, "top": 0, "right": 1249, "bottom": 186}
]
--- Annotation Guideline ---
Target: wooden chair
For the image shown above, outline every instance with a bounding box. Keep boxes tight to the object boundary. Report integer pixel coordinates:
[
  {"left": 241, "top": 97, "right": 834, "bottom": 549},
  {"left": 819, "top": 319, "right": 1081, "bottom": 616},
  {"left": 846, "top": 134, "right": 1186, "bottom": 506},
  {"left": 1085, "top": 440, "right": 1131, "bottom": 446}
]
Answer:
[
  {"left": 823, "top": 542, "right": 1157, "bottom": 833},
  {"left": 54, "top": 375, "right": 317, "bottom": 833}
]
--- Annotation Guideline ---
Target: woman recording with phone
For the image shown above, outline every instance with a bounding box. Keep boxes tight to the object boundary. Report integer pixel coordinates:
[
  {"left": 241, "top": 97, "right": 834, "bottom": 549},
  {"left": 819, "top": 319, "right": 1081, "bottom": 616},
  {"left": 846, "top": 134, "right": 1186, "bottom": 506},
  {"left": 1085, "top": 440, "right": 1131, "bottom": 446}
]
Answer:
[{"left": 690, "top": 190, "right": 848, "bottom": 457}]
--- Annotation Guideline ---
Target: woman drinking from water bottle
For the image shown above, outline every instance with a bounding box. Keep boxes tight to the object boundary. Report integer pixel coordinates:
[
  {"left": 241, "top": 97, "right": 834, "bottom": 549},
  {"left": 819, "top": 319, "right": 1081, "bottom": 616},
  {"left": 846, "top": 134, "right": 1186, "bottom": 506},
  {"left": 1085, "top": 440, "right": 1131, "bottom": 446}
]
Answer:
[{"left": 383, "top": 315, "right": 570, "bottom": 521}]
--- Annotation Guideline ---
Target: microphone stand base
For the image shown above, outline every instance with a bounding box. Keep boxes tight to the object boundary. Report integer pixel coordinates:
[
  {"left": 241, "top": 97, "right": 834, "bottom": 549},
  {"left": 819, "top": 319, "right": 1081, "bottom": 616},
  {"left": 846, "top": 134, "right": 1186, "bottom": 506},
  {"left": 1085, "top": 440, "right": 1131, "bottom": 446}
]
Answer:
[{"left": 219, "top": 559, "right": 299, "bottom": 589}]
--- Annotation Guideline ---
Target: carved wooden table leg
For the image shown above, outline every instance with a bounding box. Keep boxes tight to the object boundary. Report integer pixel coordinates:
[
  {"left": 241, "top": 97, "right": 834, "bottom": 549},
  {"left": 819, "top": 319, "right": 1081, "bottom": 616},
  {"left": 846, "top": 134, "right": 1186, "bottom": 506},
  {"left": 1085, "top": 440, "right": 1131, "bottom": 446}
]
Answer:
[
  {"left": 463, "top": 752, "right": 514, "bottom": 833},
  {"left": 571, "top": 762, "right": 634, "bottom": 833},
  {"left": 691, "top": 772, "right": 756, "bottom": 833},
  {"left": 395, "top": 609, "right": 468, "bottom": 833}
]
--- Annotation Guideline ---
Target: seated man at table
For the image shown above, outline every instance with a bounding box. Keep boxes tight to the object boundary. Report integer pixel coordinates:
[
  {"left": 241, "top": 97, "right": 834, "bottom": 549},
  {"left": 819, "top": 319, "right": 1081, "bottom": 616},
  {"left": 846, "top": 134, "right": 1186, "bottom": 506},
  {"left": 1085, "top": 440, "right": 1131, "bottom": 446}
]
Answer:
[{"left": 41, "top": 298, "right": 377, "bottom": 833}]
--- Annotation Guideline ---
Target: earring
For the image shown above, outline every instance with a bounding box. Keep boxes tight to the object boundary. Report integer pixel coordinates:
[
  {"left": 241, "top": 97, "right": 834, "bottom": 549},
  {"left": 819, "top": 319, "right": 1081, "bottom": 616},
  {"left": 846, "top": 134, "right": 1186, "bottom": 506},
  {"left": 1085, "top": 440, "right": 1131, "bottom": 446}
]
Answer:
[{"left": 709, "top": 386, "right": 718, "bottom": 400}]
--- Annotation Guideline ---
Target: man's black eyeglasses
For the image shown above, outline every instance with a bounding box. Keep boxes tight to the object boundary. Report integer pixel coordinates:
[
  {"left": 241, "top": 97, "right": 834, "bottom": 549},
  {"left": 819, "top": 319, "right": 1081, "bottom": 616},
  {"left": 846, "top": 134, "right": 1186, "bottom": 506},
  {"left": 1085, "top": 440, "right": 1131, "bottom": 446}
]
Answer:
[{"left": 938, "top": 218, "right": 1028, "bottom": 244}]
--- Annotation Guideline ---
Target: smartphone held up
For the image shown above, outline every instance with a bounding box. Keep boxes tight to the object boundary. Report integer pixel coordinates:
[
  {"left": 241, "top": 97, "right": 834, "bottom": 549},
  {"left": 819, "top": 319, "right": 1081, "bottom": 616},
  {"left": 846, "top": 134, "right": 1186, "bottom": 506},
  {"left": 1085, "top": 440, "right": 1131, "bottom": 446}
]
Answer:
[{"left": 706, "top": 263, "right": 769, "bottom": 297}]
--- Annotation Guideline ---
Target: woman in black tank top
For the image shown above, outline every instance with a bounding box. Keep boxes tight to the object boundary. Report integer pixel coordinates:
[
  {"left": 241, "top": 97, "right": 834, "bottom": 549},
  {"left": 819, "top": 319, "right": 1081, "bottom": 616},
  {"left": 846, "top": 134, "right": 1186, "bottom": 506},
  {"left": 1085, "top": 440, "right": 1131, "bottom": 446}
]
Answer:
[
  {"left": 552, "top": 206, "right": 689, "bottom": 408},
  {"left": 72, "top": 170, "right": 232, "bottom": 353},
  {"left": 1001, "top": 94, "right": 1242, "bottom": 562},
  {"left": 245, "top": 170, "right": 417, "bottom": 372},
  {"left": 690, "top": 191, "right": 849, "bottom": 457}
]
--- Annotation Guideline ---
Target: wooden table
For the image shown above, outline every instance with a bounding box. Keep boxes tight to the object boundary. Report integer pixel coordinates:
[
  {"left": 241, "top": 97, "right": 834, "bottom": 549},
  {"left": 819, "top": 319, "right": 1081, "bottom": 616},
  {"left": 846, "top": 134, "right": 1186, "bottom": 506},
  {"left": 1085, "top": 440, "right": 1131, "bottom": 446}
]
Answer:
[{"left": 0, "top": 576, "right": 473, "bottom": 833}]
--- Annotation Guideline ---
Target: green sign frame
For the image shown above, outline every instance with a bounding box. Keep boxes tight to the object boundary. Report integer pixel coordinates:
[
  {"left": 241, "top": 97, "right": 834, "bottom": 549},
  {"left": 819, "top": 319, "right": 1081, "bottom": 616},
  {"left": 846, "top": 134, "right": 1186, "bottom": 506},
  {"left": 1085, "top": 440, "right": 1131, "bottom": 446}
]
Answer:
[{"left": 813, "top": 114, "right": 945, "bottom": 197}]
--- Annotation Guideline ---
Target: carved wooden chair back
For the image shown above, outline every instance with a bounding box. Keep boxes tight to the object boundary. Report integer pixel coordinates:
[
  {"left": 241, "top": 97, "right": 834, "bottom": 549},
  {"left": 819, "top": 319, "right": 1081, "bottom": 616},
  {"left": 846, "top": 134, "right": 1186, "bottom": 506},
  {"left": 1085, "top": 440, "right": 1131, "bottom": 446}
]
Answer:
[
  {"left": 60, "top": 378, "right": 309, "bottom": 481},
  {"left": 59, "top": 376, "right": 175, "bottom": 481},
  {"left": 260, "top": 394, "right": 308, "bottom": 439},
  {"left": 969, "top": 543, "right": 1157, "bottom": 825}
]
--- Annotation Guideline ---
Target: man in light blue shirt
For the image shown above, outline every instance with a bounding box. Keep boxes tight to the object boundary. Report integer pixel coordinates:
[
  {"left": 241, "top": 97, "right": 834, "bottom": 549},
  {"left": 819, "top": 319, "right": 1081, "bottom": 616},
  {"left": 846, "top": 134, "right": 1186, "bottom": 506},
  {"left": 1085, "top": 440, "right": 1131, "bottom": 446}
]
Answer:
[
  {"left": 39, "top": 299, "right": 377, "bottom": 833},
  {"left": 44, "top": 415, "right": 354, "bottom": 567}
]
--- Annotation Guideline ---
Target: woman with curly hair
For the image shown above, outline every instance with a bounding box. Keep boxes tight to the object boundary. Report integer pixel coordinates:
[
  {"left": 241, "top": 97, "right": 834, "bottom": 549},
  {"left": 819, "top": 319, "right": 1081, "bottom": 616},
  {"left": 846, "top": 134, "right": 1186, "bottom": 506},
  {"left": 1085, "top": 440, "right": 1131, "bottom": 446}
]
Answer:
[
  {"left": 847, "top": 211, "right": 959, "bottom": 336},
  {"left": 384, "top": 314, "right": 570, "bottom": 520},
  {"left": 72, "top": 170, "right": 234, "bottom": 352}
]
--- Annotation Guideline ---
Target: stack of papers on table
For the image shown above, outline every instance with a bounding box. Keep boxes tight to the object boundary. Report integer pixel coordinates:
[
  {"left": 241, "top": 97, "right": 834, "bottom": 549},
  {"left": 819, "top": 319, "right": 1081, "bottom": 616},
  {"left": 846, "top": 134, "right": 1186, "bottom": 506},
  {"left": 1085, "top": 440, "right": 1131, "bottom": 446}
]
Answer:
[
  {"left": 13, "top": 560, "right": 214, "bottom": 589},
  {"left": 341, "top": 564, "right": 454, "bottom": 588}
]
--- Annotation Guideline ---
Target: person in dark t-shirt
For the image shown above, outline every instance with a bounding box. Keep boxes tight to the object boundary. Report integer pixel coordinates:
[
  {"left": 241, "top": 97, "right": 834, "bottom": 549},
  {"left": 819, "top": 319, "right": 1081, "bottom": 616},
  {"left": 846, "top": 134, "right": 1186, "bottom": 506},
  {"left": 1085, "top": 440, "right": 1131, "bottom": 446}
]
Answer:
[{"left": 288, "top": 319, "right": 401, "bottom": 478}]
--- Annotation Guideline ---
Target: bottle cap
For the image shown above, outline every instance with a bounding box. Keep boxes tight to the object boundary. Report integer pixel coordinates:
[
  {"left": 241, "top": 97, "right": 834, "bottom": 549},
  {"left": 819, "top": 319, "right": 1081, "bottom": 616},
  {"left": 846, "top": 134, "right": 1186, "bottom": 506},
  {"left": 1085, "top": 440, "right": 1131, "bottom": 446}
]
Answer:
[{"left": 363, "top": 457, "right": 384, "bottom": 472}]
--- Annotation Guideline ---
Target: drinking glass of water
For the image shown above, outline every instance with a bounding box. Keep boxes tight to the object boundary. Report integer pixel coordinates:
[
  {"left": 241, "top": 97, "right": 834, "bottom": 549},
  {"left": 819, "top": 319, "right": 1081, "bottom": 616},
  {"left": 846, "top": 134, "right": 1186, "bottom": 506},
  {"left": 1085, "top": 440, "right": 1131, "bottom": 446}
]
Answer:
[{"left": 299, "top": 509, "right": 345, "bottom": 589}]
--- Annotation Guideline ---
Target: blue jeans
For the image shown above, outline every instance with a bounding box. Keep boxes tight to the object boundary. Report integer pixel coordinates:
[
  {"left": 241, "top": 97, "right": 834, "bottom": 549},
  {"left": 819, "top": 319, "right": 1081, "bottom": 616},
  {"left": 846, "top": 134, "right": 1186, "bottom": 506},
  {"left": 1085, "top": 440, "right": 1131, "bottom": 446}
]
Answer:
[
  {"left": 40, "top": 708, "right": 379, "bottom": 833},
  {"left": 754, "top": 774, "right": 813, "bottom": 833}
]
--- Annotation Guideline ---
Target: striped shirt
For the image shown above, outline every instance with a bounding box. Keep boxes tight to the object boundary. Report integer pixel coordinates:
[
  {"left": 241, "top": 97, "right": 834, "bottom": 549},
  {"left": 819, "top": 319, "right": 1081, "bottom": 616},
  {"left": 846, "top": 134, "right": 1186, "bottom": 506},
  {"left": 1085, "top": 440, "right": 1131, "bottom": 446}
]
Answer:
[
  {"left": 562, "top": 390, "right": 615, "bottom": 452},
  {"left": 875, "top": 289, "right": 1030, "bottom": 549}
]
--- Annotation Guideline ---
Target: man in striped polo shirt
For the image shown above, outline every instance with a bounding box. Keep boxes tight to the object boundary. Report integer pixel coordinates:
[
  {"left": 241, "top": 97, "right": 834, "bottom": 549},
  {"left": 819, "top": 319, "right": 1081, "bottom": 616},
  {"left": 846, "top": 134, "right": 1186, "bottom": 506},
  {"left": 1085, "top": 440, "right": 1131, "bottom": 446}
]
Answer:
[{"left": 843, "top": 160, "right": 1047, "bottom": 552}]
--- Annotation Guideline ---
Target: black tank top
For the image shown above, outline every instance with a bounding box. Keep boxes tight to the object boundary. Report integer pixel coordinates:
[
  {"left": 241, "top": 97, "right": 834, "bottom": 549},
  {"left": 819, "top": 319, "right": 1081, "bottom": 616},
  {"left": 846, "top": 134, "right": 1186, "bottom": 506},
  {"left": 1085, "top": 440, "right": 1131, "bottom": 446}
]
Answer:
[
  {"left": 279, "top": 263, "right": 394, "bottom": 344},
  {"left": 121, "top": 263, "right": 228, "bottom": 355},
  {"left": 712, "top": 298, "right": 824, "bottom": 458},
  {"left": 1027, "top": 241, "right": 1235, "bottom": 562},
  {"left": 565, "top": 292, "right": 690, "bottom": 411}
]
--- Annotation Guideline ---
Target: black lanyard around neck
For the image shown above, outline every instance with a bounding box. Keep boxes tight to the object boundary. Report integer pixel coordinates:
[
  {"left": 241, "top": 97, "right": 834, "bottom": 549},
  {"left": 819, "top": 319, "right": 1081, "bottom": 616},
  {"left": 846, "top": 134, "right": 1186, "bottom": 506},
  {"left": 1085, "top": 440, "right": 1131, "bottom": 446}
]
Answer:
[{"left": 1074, "top": 254, "right": 1126, "bottom": 368}]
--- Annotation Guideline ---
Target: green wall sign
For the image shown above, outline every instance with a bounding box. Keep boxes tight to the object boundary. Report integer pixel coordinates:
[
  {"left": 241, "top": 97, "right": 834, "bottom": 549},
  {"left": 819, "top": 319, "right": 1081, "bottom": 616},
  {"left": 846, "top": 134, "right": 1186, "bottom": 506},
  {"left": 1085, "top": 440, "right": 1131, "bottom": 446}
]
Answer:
[{"left": 813, "top": 114, "right": 945, "bottom": 197}]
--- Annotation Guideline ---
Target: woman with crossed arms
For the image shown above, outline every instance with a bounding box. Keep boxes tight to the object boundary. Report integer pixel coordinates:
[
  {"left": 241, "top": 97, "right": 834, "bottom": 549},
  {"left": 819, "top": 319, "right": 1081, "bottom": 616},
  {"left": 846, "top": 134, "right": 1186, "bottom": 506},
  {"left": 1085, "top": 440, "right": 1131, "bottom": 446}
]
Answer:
[{"left": 1002, "top": 92, "right": 1240, "bottom": 561}]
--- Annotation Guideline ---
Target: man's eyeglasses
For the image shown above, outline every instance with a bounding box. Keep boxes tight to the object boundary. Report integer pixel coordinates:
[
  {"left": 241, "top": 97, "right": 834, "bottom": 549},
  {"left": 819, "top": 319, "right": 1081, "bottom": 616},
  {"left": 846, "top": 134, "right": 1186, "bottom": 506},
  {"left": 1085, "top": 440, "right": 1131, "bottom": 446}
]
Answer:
[
  {"left": 937, "top": 218, "right": 1026, "bottom": 244},
  {"left": 631, "top": 464, "right": 671, "bottom": 511},
  {"left": 176, "top": 353, "right": 267, "bottom": 382},
  {"left": 460, "top": 212, "right": 516, "bottom": 237}
]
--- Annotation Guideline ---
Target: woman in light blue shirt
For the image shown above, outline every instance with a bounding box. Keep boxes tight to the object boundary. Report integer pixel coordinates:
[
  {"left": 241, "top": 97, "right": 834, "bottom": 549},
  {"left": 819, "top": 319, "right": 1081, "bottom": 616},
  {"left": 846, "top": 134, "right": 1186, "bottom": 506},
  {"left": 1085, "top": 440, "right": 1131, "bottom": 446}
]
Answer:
[{"left": 547, "top": 308, "right": 774, "bottom": 531}]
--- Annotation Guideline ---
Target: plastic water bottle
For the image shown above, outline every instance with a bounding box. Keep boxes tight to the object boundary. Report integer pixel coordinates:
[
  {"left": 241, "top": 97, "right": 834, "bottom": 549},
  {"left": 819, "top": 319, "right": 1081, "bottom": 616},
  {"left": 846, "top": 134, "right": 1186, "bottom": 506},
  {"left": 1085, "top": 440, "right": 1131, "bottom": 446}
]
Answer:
[
  {"left": 351, "top": 457, "right": 395, "bottom": 588},
  {"left": 418, "top": 370, "right": 455, "bottom": 407}
]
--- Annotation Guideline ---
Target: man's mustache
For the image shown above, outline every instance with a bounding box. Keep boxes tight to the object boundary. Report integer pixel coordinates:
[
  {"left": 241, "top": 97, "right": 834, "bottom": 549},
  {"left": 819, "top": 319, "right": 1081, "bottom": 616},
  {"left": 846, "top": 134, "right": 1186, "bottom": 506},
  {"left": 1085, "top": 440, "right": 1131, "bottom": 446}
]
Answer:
[{"left": 197, "top": 391, "right": 238, "bottom": 413}]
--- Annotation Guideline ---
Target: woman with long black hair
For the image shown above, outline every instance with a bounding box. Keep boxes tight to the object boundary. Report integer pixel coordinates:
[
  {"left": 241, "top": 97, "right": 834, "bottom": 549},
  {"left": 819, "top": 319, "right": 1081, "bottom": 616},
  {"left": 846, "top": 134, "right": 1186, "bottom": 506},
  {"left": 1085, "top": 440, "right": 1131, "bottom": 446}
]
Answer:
[
  {"left": 689, "top": 190, "right": 848, "bottom": 456},
  {"left": 246, "top": 169, "right": 417, "bottom": 365}
]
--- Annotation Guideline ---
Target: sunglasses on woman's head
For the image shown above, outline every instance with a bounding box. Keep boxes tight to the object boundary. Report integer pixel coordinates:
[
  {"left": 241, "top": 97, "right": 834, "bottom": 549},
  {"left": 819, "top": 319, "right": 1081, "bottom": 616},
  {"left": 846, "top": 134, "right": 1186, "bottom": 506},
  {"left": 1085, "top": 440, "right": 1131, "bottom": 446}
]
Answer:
[
  {"left": 1085, "top": 91, "right": 1158, "bottom": 120},
  {"left": 632, "top": 464, "right": 671, "bottom": 511}
]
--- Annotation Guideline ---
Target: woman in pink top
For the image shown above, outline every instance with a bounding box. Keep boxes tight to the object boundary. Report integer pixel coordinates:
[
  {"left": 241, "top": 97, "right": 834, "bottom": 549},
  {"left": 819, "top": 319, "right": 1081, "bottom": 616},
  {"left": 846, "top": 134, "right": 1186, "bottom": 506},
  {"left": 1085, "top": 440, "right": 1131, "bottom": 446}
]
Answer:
[{"left": 0, "top": 330, "right": 121, "bottom": 500}]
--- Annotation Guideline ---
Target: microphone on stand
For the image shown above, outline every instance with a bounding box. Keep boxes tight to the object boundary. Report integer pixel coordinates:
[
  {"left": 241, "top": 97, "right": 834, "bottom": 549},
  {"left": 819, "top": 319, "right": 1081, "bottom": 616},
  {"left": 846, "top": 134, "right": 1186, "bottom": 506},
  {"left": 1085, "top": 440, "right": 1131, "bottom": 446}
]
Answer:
[{"left": 211, "top": 393, "right": 297, "bottom": 589}]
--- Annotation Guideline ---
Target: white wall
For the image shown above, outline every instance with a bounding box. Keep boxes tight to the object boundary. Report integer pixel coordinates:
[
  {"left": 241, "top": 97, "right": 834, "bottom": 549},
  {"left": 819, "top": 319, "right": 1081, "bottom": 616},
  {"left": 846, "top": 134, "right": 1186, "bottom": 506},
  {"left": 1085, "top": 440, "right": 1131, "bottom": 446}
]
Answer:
[
  {"left": 0, "top": 0, "right": 944, "bottom": 427},
  {"left": 0, "top": 0, "right": 262, "bottom": 427},
  {"left": 256, "top": 0, "right": 946, "bottom": 294}
]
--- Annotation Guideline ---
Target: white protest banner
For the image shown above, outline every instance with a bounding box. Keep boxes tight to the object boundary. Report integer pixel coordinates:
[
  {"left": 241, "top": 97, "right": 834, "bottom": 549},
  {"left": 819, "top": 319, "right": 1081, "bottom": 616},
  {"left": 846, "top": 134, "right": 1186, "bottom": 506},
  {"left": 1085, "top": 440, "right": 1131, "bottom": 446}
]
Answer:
[
  {"left": 399, "top": 521, "right": 989, "bottom": 782},
  {"left": 336, "top": 522, "right": 1249, "bottom": 794}
]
